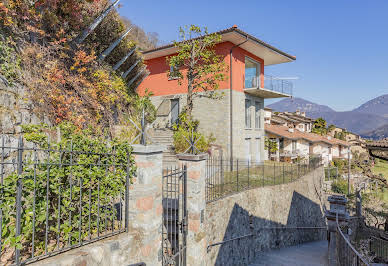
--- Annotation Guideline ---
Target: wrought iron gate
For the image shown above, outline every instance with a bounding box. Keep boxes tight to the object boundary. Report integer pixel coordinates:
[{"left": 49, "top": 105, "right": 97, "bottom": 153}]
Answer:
[{"left": 162, "top": 166, "right": 188, "bottom": 265}]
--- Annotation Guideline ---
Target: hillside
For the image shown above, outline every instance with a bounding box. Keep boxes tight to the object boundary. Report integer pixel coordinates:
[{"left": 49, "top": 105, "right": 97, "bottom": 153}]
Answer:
[
  {"left": 361, "top": 123, "right": 388, "bottom": 140},
  {"left": 353, "top": 94, "right": 388, "bottom": 118},
  {"left": 268, "top": 97, "right": 388, "bottom": 136},
  {"left": 309, "top": 111, "right": 388, "bottom": 134}
]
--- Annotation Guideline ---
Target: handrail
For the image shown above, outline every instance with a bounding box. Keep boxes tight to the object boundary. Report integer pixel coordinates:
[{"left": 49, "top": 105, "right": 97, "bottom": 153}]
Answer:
[
  {"left": 207, "top": 226, "right": 326, "bottom": 252},
  {"left": 336, "top": 213, "right": 370, "bottom": 265}
]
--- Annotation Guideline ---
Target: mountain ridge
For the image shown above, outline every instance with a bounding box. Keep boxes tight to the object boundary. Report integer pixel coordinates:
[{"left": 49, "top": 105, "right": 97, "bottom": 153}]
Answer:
[{"left": 267, "top": 96, "right": 388, "bottom": 139}]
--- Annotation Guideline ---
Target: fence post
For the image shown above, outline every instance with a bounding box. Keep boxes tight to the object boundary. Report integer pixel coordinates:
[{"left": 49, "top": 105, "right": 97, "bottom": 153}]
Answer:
[
  {"left": 177, "top": 153, "right": 207, "bottom": 266},
  {"left": 272, "top": 162, "right": 274, "bottom": 185},
  {"left": 262, "top": 163, "right": 265, "bottom": 187},
  {"left": 128, "top": 144, "right": 164, "bottom": 265},
  {"left": 15, "top": 136, "right": 23, "bottom": 265}
]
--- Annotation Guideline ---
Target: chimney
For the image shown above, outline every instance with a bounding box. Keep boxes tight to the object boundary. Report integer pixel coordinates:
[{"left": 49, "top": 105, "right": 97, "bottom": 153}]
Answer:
[
  {"left": 295, "top": 109, "right": 300, "bottom": 115},
  {"left": 288, "top": 128, "right": 294, "bottom": 133},
  {"left": 301, "top": 112, "right": 306, "bottom": 117},
  {"left": 232, "top": 24, "right": 238, "bottom": 29}
]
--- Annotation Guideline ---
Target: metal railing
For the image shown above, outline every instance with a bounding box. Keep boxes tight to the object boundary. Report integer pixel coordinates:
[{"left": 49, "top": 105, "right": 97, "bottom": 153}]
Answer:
[
  {"left": 264, "top": 75, "right": 293, "bottom": 96},
  {"left": 205, "top": 156, "right": 322, "bottom": 203},
  {"left": 325, "top": 167, "right": 339, "bottom": 181},
  {"left": 370, "top": 236, "right": 388, "bottom": 261},
  {"left": 244, "top": 75, "right": 293, "bottom": 96},
  {"left": 335, "top": 214, "right": 370, "bottom": 266},
  {"left": 0, "top": 136, "right": 132, "bottom": 265}
]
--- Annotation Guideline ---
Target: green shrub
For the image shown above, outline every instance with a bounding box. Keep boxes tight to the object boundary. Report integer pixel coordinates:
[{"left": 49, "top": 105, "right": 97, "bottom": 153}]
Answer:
[
  {"left": 331, "top": 178, "right": 348, "bottom": 194},
  {"left": 172, "top": 112, "right": 215, "bottom": 154},
  {"left": 1, "top": 122, "right": 135, "bottom": 262},
  {"left": 0, "top": 38, "right": 21, "bottom": 84}
]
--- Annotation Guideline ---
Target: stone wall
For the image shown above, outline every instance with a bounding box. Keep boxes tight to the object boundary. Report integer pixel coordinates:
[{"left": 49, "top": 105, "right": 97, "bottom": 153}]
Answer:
[
  {"left": 205, "top": 167, "right": 326, "bottom": 266},
  {"left": 0, "top": 75, "right": 44, "bottom": 135}
]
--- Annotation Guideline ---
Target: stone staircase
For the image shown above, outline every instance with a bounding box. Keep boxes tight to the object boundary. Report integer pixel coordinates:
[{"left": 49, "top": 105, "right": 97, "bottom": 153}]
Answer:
[{"left": 149, "top": 128, "right": 178, "bottom": 167}]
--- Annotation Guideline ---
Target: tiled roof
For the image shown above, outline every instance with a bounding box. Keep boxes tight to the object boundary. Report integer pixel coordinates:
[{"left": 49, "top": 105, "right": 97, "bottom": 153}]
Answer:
[
  {"left": 366, "top": 139, "right": 388, "bottom": 149},
  {"left": 265, "top": 124, "right": 350, "bottom": 147}
]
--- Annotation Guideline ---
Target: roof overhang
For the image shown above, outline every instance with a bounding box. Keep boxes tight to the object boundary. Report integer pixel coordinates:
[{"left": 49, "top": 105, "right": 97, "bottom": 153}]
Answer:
[{"left": 143, "top": 28, "right": 296, "bottom": 66}]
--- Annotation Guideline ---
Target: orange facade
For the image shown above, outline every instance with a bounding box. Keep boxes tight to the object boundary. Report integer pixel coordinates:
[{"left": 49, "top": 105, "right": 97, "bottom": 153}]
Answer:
[{"left": 137, "top": 41, "right": 265, "bottom": 97}]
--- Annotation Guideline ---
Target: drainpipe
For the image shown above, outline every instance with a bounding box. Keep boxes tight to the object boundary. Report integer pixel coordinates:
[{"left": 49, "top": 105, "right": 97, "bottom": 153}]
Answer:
[{"left": 229, "top": 37, "right": 248, "bottom": 167}]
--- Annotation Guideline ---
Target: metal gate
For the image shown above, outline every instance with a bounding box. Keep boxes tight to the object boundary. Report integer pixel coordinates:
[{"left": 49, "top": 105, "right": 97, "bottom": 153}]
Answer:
[{"left": 162, "top": 166, "right": 188, "bottom": 265}]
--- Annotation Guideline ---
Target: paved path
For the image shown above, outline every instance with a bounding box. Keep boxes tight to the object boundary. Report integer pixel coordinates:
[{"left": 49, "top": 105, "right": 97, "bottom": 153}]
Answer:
[{"left": 250, "top": 241, "right": 328, "bottom": 266}]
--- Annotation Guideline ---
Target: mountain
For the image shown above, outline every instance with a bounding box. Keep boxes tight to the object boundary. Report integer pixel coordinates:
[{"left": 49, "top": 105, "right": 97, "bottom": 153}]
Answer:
[
  {"left": 361, "top": 123, "right": 388, "bottom": 140},
  {"left": 267, "top": 96, "right": 388, "bottom": 137},
  {"left": 267, "top": 97, "right": 335, "bottom": 114},
  {"left": 309, "top": 111, "right": 388, "bottom": 135},
  {"left": 353, "top": 94, "right": 388, "bottom": 118}
]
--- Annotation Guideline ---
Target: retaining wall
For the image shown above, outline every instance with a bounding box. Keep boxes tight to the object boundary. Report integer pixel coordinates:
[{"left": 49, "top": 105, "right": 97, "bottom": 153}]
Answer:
[{"left": 205, "top": 167, "right": 326, "bottom": 266}]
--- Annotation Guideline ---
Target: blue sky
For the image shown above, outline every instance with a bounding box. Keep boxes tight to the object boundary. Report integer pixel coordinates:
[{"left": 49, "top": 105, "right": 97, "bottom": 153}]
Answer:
[{"left": 118, "top": 0, "right": 388, "bottom": 111}]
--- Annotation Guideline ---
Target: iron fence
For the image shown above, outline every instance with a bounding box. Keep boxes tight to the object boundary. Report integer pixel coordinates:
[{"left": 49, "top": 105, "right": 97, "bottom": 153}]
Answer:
[
  {"left": 206, "top": 156, "right": 322, "bottom": 203},
  {"left": 162, "top": 166, "right": 187, "bottom": 266},
  {"left": 370, "top": 236, "right": 388, "bottom": 261},
  {"left": 0, "top": 136, "right": 132, "bottom": 265},
  {"left": 324, "top": 167, "right": 339, "bottom": 181},
  {"left": 335, "top": 214, "right": 370, "bottom": 266}
]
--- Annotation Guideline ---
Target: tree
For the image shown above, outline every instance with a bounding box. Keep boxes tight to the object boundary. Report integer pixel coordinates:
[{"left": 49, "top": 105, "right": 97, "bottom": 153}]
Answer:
[
  {"left": 167, "top": 25, "right": 227, "bottom": 120},
  {"left": 265, "top": 137, "right": 278, "bottom": 158},
  {"left": 328, "top": 124, "right": 336, "bottom": 133},
  {"left": 312, "top": 117, "right": 327, "bottom": 135}
]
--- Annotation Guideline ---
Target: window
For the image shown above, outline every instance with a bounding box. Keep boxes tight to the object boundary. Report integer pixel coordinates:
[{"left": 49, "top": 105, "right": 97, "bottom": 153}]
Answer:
[
  {"left": 245, "top": 138, "right": 251, "bottom": 162},
  {"left": 255, "top": 101, "right": 261, "bottom": 129},
  {"left": 279, "top": 138, "right": 284, "bottom": 152},
  {"left": 245, "top": 57, "right": 261, "bottom": 88},
  {"left": 292, "top": 140, "right": 297, "bottom": 153},
  {"left": 245, "top": 99, "right": 251, "bottom": 128},
  {"left": 169, "top": 65, "right": 179, "bottom": 79}
]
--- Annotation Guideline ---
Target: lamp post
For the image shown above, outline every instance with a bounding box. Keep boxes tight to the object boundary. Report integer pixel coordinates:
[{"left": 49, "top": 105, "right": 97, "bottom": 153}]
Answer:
[{"left": 348, "top": 146, "right": 351, "bottom": 195}]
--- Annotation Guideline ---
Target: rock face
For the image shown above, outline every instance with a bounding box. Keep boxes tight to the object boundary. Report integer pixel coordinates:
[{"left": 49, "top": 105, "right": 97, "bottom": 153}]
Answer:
[{"left": 0, "top": 75, "right": 45, "bottom": 135}]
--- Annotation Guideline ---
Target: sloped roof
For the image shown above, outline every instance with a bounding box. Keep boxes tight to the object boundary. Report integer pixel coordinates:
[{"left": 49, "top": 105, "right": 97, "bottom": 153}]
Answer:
[
  {"left": 142, "top": 26, "right": 296, "bottom": 65},
  {"left": 265, "top": 124, "right": 350, "bottom": 147},
  {"left": 366, "top": 139, "right": 388, "bottom": 149}
]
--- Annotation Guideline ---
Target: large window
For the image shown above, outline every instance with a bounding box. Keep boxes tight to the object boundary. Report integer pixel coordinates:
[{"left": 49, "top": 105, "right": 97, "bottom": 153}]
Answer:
[
  {"left": 245, "top": 99, "right": 251, "bottom": 128},
  {"left": 245, "top": 57, "right": 261, "bottom": 88},
  {"left": 255, "top": 101, "right": 261, "bottom": 129}
]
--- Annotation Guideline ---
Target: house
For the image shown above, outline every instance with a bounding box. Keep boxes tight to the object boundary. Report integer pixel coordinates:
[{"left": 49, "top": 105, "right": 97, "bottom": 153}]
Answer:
[
  {"left": 264, "top": 109, "right": 315, "bottom": 133},
  {"left": 328, "top": 126, "right": 367, "bottom": 154},
  {"left": 138, "top": 26, "right": 296, "bottom": 163},
  {"left": 265, "top": 124, "right": 350, "bottom": 165}
]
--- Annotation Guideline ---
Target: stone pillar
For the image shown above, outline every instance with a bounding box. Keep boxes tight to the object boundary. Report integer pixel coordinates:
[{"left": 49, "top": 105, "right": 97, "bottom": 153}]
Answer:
[
  {"left": 126, "top": 144, "right": 164, "bottom": 265},
  {"left": 177, "top": 153, "right": 207, "bottom": 266}
]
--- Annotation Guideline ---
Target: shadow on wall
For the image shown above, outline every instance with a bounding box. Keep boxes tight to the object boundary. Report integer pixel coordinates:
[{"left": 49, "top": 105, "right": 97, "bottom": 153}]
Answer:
[{"left": 214, "top": 191, "right": 326, "bottom": 266}]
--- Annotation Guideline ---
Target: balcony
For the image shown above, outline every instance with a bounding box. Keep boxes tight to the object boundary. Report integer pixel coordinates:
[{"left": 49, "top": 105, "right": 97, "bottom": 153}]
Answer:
[{"left": 244, "top": 75, "right": 293, "bottom": 99}]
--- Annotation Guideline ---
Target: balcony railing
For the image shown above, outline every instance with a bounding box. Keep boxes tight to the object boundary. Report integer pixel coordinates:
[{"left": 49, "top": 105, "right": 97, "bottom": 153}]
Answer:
[
  {"left": 244, "top": 75, "right": 293, "bottom": 96},
  {"left": 264, "top": 75, "right": 293, "bottom": 96}
]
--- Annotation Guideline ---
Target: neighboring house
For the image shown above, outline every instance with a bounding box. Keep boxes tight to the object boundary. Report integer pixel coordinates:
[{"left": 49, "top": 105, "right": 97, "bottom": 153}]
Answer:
[
  {"left": 328, "top": 126, "right": 367, "bottom": 154},
  {"left": 264, "top": 109, "right": 315, "bottom": 133},
  {"left": 138, "top": 26, "right": 296, "bottom": 163},
  {"left": 265, "top": 124, "right": 350, "bottom": 165}
]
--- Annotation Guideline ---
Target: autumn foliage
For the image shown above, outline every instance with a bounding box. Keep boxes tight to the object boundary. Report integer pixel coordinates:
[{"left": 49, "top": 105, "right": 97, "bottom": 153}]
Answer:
[{"left": 0, "top": 0, "right": 157, "bottom": 135}]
